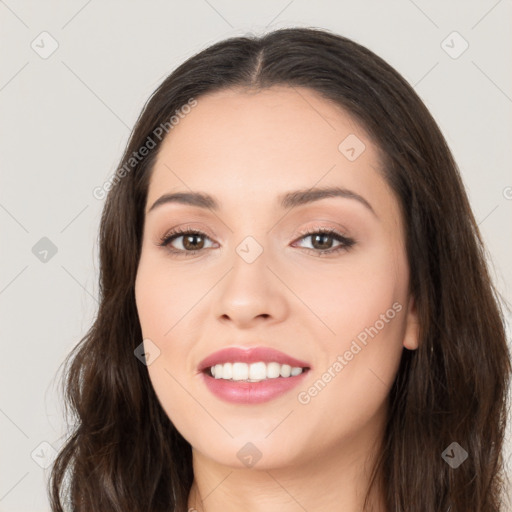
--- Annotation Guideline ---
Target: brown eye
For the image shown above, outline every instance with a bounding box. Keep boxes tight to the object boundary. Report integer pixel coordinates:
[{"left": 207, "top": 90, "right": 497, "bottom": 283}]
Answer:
[
  {"left": 181, "top": 233, "right": 206, "bottom": 251},
  {"left": 309, "top": 232, "right": 335, "bottom": 250},
  {"left": 158, "top": 226, "right": 355, "bottom": 257},
  {"left": 158, "top": 228, "right": 215, "bottom": 254},
  {"left": 293, "top": 228, "right": 356, "bottom": 256}
]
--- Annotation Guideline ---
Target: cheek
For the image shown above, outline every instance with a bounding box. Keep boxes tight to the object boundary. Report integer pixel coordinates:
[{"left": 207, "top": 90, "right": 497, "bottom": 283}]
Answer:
[
  {"left": 135, "top": 262, "right": 197, "bottom": 432},
  {"left": 135, "top": 254, "right": 200, "bottom": 339},
  {"left": 295, "top": 290, "right": 404, "bottom": 437}
]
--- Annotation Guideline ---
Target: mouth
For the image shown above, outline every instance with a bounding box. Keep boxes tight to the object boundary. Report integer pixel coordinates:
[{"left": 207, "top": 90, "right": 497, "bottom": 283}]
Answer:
[{"left": 197, "top": 346, "right": 311, "bottom": 404}]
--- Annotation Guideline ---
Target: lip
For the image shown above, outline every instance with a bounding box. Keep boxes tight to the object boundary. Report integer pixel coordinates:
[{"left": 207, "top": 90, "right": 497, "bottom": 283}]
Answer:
[
  {"left": 201, "top": 369, "right": 309, "bottom": 404},
  {"left": 197, "top": 346, "right": 311, "bottom": 405},
  {"left": 197, "top": 346, "right": 311, "bottom": 372}
]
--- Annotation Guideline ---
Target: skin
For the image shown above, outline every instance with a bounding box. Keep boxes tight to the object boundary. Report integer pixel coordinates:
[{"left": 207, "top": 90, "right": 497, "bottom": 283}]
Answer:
[{"left": 134, "top": 85, "right": 419, "bottom": 512}]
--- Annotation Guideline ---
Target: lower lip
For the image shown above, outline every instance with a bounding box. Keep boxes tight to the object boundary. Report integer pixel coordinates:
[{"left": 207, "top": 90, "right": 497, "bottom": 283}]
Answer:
[{"left": 201, "top": 370, "right": 309, "bottom": 404}]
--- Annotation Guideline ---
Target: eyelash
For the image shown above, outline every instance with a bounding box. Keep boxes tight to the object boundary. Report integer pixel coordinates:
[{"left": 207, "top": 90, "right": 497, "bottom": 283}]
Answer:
[{"left": 157, "top": 225, "right": 356, "bottom": 258}]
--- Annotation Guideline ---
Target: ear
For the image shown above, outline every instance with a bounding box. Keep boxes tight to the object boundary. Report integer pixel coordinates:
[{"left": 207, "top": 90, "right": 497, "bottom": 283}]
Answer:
[{"left": 402, "top": 296, "right": 420, "bottom": 351}]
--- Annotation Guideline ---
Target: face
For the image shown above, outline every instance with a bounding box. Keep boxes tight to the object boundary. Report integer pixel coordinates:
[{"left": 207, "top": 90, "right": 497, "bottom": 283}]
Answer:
[{"left": 134, "top": 86, "right": 419, "bottom": 471}]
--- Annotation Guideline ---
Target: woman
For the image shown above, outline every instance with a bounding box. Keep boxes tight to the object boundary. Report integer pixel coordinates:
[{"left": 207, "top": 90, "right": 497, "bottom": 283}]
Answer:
[{"left": 49, "top": 27, "right": 511, "bottom": 512}]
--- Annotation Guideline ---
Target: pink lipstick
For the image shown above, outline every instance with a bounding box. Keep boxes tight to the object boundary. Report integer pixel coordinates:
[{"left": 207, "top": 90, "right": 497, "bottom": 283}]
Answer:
[{"left": 198, "top": 346, "right": 311, "bottom": 404}]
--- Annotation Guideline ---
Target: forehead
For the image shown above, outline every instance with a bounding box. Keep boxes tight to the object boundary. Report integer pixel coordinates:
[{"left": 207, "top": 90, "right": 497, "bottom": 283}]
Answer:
[{"left": 146, "top": 86, "right": 397, "bottom": 221}]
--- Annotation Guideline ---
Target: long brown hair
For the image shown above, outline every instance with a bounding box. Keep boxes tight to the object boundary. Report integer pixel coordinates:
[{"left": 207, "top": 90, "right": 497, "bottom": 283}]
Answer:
[{"left": 48, "top": 27, "right": 511, "bottom": 511}]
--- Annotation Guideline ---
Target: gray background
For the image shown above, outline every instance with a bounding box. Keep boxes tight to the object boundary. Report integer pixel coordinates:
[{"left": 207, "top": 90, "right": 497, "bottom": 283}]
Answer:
[{"left": 1, "top": 1, "right": 511, "bottom": 510}]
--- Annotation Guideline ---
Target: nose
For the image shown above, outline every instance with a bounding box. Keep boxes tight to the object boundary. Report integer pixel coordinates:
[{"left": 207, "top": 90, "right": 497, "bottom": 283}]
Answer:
[{"left": 213, "top": 242, "right": 289, "bottom": 328}]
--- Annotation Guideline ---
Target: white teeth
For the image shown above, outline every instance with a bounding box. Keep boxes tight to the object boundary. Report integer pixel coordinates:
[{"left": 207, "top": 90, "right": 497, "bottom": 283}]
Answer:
[
  {"left": 222, "top": 362, "right": 232, "bottom": 379},
  {"left": 232, "top": 362, "right": 248, "bottom": 381},
  {"left": 249, "top": 361, "right": 267, "bottom": 380},
  {"left": 266, "top": 362, "right": 281, "bottom": 379},
  {"left": 280, "top": 364, "right": 291, "bottom": 378},
  {"left": 210, "top": 361, "right": 305, "bottom": 381}
]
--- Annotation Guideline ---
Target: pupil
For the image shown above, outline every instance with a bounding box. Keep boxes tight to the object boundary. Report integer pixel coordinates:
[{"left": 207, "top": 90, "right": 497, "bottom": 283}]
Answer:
[
  {"left": 184, "top": 234, "right": 203, "bottom": 250},
  {"left": 313, "top": 234, "right": 331, "bottom": 249}
]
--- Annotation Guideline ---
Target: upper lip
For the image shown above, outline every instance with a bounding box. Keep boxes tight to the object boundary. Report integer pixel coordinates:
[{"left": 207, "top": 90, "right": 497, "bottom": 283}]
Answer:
[{"left": 198, "top": 346, "right": 311, "bottom": 372}]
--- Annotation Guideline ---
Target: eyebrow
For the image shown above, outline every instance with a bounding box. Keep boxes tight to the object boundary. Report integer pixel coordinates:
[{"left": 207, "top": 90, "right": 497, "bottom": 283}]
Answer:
[{"left": 147, "top": 186, "right": 377, "bottom": 217}]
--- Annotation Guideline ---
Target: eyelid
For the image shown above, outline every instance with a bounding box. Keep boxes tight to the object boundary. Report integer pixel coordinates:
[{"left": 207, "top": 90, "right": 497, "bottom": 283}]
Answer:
[
  {"left": 159, "top": 223, "right": 217, "bottom": 241},
  {"left": 292, "top": 221, "right": 352, "bottom": 240},
  {"left": 295, "top": 222, "right": 349, "bottom": 235}
]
